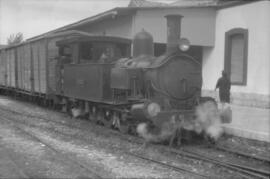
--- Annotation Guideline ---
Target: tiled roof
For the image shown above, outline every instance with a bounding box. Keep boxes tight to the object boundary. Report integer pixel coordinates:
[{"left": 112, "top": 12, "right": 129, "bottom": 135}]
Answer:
[
  {"left": 128, "top": 0, "right": 258, "bottom": 8},
  {"left": 171, "top": 0, "right": 218, "bottom": 7},
  {"left": 128, "top": 0, "right": 169, "bottom": 7},
  {"left": 216, "top": 0, "right": 258, "bottom": 7}
]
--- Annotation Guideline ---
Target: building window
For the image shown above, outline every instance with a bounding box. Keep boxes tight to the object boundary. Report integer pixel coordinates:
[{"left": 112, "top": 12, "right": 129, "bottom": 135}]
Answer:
[{"left": 224, "top": 28, "right": 248, "bottom": 85}]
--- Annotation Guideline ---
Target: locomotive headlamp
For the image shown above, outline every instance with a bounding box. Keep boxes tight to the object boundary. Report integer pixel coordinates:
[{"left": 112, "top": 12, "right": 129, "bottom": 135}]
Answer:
[
  {"left": 146, "top": 102, "right": 161, "bottom": 118},
  {"left": 179, "top": 38, "right": 190, "bottom": 51}
]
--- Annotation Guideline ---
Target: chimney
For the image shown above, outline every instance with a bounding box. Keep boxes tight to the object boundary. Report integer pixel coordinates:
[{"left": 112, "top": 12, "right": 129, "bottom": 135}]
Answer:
[{"left": 165, "top": 14, "right": 183, "bottom": 54}]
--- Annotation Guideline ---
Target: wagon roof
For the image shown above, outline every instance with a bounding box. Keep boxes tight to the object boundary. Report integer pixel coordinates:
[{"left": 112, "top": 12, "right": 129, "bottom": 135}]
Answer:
[
  {"left": 0, "top": 30, "right": 131, "bottom": 50},
  {"left": 55, "top": 33, "right": 131, "bottom": 46}
]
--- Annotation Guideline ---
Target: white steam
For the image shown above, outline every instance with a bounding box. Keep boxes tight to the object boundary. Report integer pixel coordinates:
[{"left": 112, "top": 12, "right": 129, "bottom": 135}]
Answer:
[{"left": 195, "top": 101, "right": 224, "bottom": 141}]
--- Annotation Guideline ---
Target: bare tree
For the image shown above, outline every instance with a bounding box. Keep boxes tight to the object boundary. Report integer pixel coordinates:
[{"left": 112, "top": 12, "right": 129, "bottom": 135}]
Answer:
[{"left": 7, "top": 32, "right": 24, "bottom": 45}]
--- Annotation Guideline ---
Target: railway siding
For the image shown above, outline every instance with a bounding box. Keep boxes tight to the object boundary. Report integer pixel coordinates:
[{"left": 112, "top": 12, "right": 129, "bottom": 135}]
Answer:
[{"left": 0, "top": 96, "right": 192, "bottom": 178}]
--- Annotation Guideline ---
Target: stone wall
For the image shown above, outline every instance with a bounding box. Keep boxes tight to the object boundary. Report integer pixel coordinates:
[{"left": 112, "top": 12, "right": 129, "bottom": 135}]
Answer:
[{"left": 202, "top": 89, "right": 270, "bottom": 108}]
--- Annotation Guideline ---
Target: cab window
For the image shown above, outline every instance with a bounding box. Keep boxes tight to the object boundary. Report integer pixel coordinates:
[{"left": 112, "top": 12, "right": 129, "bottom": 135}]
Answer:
[
  {"left": 59, "top": 45, "right": 72, "bottom": 64},
  {"left": 79, "top": 42, "right": 93, "bottom": 63}
]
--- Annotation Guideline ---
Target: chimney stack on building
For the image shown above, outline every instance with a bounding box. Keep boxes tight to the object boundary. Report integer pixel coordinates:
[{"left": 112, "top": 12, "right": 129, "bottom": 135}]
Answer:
[{"left": 165, "top": 14, "right": 183, "bottom": 54}]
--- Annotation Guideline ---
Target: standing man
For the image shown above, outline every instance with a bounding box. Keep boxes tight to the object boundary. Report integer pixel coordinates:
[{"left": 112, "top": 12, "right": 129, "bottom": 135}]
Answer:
[{"left": 215, "top": 70, "right": 231, "bottom": 104}]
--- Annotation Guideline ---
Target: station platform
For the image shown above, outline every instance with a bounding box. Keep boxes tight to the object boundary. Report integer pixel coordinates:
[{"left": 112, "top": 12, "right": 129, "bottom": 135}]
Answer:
[{"left": 222, "top": 104, "right": 270, "bottom": 142}]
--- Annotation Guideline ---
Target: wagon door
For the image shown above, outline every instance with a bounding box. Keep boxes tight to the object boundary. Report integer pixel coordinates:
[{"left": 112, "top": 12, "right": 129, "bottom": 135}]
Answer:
[
  {"left": 47, "top": 37, "right": 62, "bottom": 95},
  {"left": 5, "top": 49, "right": 16, "bottom": 88},
  {"left": 38, "top": 40, "right": 48, "bottom": 94},
  {"left": 0, "top": 51, "right": 6, "bottom": 86},
  {"left": 23, "top": 44, "right": 32, "bottom": 92},
  {"left": 32, "top": 41, "right": 41, "bottom": 93},
  {"left": 10, "top": 48, "right": 16, "bottom": 88},
  {"left": 17, "top": 46, "right": 24, "bottom": 90},
  {"left": 5, "top": 50, "right": 11, "bottom": 87},
  {"left": 0, "top": 51, "right": 2, "bottom": 86}
]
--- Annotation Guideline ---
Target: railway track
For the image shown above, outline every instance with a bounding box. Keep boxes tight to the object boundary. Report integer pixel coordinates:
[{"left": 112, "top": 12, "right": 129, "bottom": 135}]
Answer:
[
  {"left": 126, "top": 152, "right": 209, "bottom": 178},
  {"left": 0, "top": 107, "right": 210, "bottom": 178},
  {"left": 127, "top": 135, "right": 270, "bottom": 179},
  {"left": 0, "top": 104, "right": 269, "bottom": 179},
  {"left": 120, "top": 134, "right": 270, "bottom": 179},
  {"left": 215, "top": 144, "right": 270, "bottom": 163},
  {"left": 0, "top": 144, "right": 29, "bottom": 178},
  {"left": 0, "top": 115, "right": 103, "bottom": 179},
  {"left": 175, "top": 148, "right": 270, "bottom": 179}
]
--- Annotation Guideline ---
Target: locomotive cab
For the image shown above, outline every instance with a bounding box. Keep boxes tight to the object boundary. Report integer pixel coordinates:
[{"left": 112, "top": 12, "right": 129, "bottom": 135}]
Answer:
[{"left": 55, "top": 35, "right": 131, "bottom": 102}]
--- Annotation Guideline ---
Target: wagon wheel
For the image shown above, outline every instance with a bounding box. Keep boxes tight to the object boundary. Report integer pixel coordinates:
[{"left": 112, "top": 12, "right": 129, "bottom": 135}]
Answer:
[
  {"left": 89, "top": 106, "right": 98, "bottom": 123},
  {"left": 96, "top": 109, "right": 105, "bottom": 125},
  {"left": 112, "top": 112, "right": 120, "bottom": 129},
  {"left": 103, "top": 118, "right": 112, "bottom": 128},
  {"left": 118, "top": 113, "right": 129, "bottom": 134},
  {"left": 89, "top": 113, "right": 98, "bottom": 123},
  {"left": 119, "top": 122, "right": 129, "bottom": 134},
  {"left": 129, "top": 124, "right": 137, "bottom": 135},
  {"left": 101, "top": 110, "right": 112, "bottom": 128}
]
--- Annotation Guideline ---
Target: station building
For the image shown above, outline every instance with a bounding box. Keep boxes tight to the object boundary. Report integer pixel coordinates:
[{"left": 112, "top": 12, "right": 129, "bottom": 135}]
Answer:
[{"left": 26, "top": 0, "right": 270, "bottom": 141}]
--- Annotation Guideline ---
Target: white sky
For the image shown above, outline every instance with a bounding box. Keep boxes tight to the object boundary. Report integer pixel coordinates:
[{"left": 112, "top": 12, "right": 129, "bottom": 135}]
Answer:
[
  {"left": 0, "top": 0, "right": 130, "bottom": 44},
  {"left": 0, "top": 0, "right": 176, "bottom": 44}
]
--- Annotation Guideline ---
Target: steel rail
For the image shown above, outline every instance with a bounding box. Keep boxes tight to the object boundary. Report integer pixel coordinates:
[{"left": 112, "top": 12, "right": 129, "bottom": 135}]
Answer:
[
  {"left": 0, "top": 116, "right": 103, "bottom": 179},
  {"left": 126, "top": 152, "right": 209, "bottom": 178},
  {"left": 177, "top": 148, "right": 270, "bottom": 179},
  {"left": 215, "top": 145, "right": 270, "bottom": 163},
  {"left": 0, "top": 144, "right": 30, "bottom": 179}
]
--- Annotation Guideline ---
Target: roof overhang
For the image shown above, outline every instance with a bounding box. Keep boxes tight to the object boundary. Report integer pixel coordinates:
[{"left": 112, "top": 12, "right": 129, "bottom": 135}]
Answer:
[
  {"left": 27, "top": 8, "right": 137, "bottom": 42},
  {"left": 55, "top": 32, "right": 131, "bottom": 46}
]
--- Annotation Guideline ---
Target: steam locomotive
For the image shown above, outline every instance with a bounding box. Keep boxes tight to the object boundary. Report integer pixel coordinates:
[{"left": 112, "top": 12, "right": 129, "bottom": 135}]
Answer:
[
  {"left": 0, "top": 14, "right": 227, "bottom": 140},
  {"left": 57, "top": 14, "right": 203, "bottom": 134}
]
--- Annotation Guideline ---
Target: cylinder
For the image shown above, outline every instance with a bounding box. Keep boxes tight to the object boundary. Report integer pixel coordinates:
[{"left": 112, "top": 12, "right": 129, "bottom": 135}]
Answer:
[
  {"left": 133, "top": 29, "right": 154, "bottom": 58},
  {"left": 165, "top": 14, "right": 183, "bottom": 54},
  {"left": 131, "top": 101, "right": 161, "bottom": 120}
]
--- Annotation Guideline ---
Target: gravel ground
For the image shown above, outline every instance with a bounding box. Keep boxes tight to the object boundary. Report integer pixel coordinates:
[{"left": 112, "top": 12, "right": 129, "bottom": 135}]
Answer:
[
  {"left": 0, "top": 121, "right": 100, "bottom": 178},
  {"left": 218, "top": 135, "right": 270, "bottom": 159},
  {"left": 0, "top": 96, "right": 191, "bottom": 178},
  {"left": 0, "top": 95, "right": 269, "bottom": 178}
]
